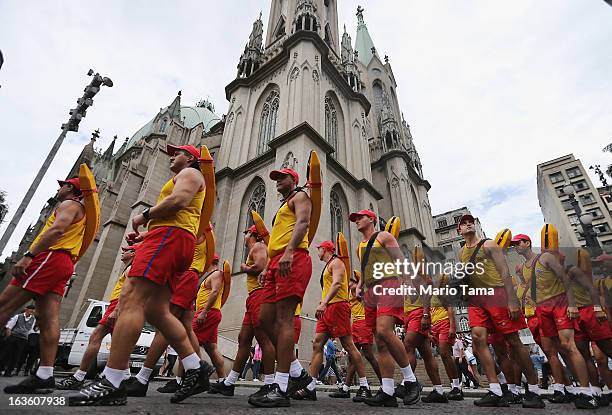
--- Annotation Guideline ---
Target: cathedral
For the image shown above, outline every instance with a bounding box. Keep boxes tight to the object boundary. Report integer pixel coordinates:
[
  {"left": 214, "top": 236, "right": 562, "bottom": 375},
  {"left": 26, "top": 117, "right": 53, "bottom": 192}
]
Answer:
[{"left": 2, "top": 0, "right": 440, "bottom": 360}]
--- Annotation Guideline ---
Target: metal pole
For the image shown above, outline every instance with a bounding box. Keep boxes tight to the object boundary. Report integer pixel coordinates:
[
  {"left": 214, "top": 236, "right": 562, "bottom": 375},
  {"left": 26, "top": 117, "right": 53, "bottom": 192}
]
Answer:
[{"left": 0, "top": 126, "right": 69, "bottom": 256}]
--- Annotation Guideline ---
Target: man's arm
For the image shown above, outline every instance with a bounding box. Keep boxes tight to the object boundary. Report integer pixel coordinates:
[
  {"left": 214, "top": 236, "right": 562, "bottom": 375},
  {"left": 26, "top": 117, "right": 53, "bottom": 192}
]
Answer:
[
  {"left": 541, "top": 253, "right": 577, "bottom": 309},
  {"left": 5, "top": 314, "right": 18, "bottom": 331},
  {"left": 569, "top": 266, "right": 606, "bottom": 322},
  {"left": 242, "top": 243, "right": 267, "bottom": 276},
  {"left": 202, "top": 271, "right": 223, "bottom": 313},
  {"left": 484, "top": 240, "right": 520, "bottom": 316},
  {"left": 148, "top": 169, "right": 203, "bottom": 219},
  {"left": 29, "top": 201, "right": 82, "bottom": 256},
  {"left": 320, "top": 260, "right": 345, "bottom": 306}
]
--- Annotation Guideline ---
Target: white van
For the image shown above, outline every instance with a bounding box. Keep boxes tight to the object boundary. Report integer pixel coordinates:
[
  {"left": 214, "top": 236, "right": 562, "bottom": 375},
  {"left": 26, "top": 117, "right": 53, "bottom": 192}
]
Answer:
[{"left": 57, "top": 299, "right": 163, "bottom": 377}]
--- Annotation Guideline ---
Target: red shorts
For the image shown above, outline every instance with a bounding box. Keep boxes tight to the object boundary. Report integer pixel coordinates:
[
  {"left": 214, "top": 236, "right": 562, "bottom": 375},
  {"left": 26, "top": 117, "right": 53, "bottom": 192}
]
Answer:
[
  {"left": 527, "top": 316, "right": 542, "bottom": 345},
  {"left": 364, "top": 278, "right": 405, "bottom": 326},
  {"left": 431, "top": 319, "right": 451, "bottom": 345},
  {"left": 129, "top": 226, "right": 195, "bottom": 286},
  {"left": 10, "top": 250, "right": 74, "bottom": 297},
  {"left": 404, "top": 308, "right": 429, "bottom": 336},
  {"left": 468, "top": 287, "right": 527, "bottom": 334},
  {"left": 99, "top": 299, "right": 119, "bottom": 332},
  {"left": 294, "top": 315, "right": 301, "bottom": 342},
  {"left": 352, "top": 319, "right": 373, "bottom": 345},
  {"left": 192, "top": 308, "right": 222, "bottom": 345},
  {"left": 243, "top": 289, "right": 266, "bottom": 327},
  {"left": 169, "top": 269, "right": 199, "bottom": 310},
  {"left": 574, "top": 306, "right": 612, "bottom": 342},
  {"left": 536, "top": 293, "right": 576, "bottom": 337},
  {"left": 316, "top": 301, "right": 351, "bottom": 338},
  {"left": 262, "top": 249, "right": 312, "bottom": 303},
  {"left": 487, "top": 332, "right": 509, "bottom": 350}
]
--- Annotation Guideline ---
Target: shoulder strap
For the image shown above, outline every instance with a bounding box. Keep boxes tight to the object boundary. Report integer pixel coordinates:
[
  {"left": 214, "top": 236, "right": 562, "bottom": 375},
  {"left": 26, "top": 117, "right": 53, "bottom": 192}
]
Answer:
[
  {"left": 468, "top": 238, "right": 490, "bottom": 265},
  {"left": 320, "top": 255, "right": 337, "bottom": 288},
  {"left": 201, "top": 268, "right": 220, "bottom": 284},
  {"left": 360, "top": 231, "right": 380, "bottom": 275},
  {"left": 530, "top": 254, "right": 543, "bottom": 302},
  {"left": 271, "top": 187, "right": 306, "bottom": 227}
]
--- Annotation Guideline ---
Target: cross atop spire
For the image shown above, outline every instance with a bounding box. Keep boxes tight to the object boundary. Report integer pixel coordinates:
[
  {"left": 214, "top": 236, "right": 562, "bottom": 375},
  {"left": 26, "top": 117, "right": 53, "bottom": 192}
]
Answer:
[{"left": 356, "top": 5, "right": 365, "bottom": 25}]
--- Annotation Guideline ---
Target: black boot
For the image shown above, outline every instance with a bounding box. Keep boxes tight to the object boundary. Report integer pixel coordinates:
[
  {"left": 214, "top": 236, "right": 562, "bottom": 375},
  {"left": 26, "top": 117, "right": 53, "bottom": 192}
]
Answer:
[
  {"left": 474, "top": 391, "right": 509, "bottom": 407},
  {"left": 123, "top": 377, "right": 148, "bottom": 397},
  {"left": 248, "top": 383, "right": 291, "bottom": 407},
  {"left": 402, "top": 380, "right": 422, "bottom": 405},
  {"left": 67, "top": 378, "right": 127, "bottom": 406},
  {"left": 364, "top": 388, "right": 398, "bottom": 407},
  {"left": 208, "top": 380, "right": 235, "bottom": 396},
  {"left": 3, "top": 375, "right": 55, "bottom": 394},
  {"left": 421, "top": 389, "right": 448, "bottom": 403},
  {"left": 352, "top": 386, "right": 372, "bottom": 402},
  {"left": 170, "top": 361, "right": 214, "bottom": 404},
  {"left": 448, "top": 387, "right": 464, "bottom": 401},
  {"left": 522, "top": 391, "right": 545, "bottom": 408}
]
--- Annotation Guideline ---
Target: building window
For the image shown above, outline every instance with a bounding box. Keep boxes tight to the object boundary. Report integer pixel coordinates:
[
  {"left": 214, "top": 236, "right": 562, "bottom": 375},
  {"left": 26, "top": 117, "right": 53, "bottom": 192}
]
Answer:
[
  {"left": 443, "top": 245, "right": 453, "bottom": 253},
  {"left": 549, "top": 172, "right": 564, "bottom": 184},
  {"left": 256, "top": 90, "right": 280, "bottom": 155},
  {"left": 579, "top": 193, "right": 595, "bottom": 205},
  {"left": 324, "top": 96, "right": 338, "bottom": 152},
  {"left": 330, "top": 190, "right": 343, "bottom": 239},
  {"left": 437, "top": 219, "right": 448, "bottom": 228},
  {"left": 440, "top": 231, "right": 450, "bottom": 239},
  {"left": 566, "top": 167, "right": 582, "bottom": 179},
  {"left": 567, "top": 214, "right": 579, "bottom": 226},
  {"left": 572, "top": 180, "right": 588, "bottom": 192},
  {"left": 453, "top": 215, "right": 462, "bottom": 224},
  {"left": 562, "top": 200, "right": 574, "bottom": 211},
  {"left": 458, "top": 316, "right": 470, "bottom": 332},
  {"left": 587, "top": 208, "right": 603, "bottom": 219},
  {"left": 595, "top": 223, "right": 611, "bottom": 234},
  {"left": 244, "top": 182, "right": 266, "bottom": 261},
  {"left": 159, "top": 118, "right": 168, "bottom": 133},
  {"left": 555, "top": 187, "right": 565, "bottom": 197}
]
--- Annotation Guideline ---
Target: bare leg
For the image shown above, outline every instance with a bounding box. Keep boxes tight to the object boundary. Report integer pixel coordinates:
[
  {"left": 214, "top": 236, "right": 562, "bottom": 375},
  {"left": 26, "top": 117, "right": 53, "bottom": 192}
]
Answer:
[
  {"left": 592, "top": 342, "right": 612, "bottom": 389},
  {"left": 405, "top": 331, "right": 441, "bottom": 385},
  {"left": 309, "top": 332, "right": 328, "bottom": 379},
  {"left": 504, "top": 332, "right": 539, "bottom": 385},
  {"left": 253, "top": 326, "right": 275, "bottom": 376},
  {"left": 35, "top": 293, "right": 62, "bottom": 368},
  {"left": 575, "top": 340, "right": 600, "bottom": 387},
  {"left": 203, "top": 343, "right": 225, "bottom": 378},
  {"left": 339, "top": 335, "right": 366, "bottom": 379},
  {"left": 375, "top": 315, "right": 409, "bottom": 371},
  {"left": 230, "top": 324, "right": 255, "bottom": 373},
  {"left": 471, "top": 326, "right": 497, "bottom": 383},
  {"left": 557, "top": 329, "right": 589, "bottom": 387},
  {"left": 273, "top": 297, "right": 298, "bottom": 373},
  {"left": 78, "top": 324, "right": 111, "bottom": 371},
  {"left": 439, "top": 341, "right": 459, "bottom": 381},
  {"left": 0, "top": 285, "right": 36, "bottom": 326},
  {"left": 361, "top": 344, "right": 382, "bottom": 381}
]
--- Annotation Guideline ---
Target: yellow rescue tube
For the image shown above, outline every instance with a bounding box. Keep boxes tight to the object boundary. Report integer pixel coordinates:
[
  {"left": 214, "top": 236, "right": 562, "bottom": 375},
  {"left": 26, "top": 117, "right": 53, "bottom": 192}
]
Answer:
[
  {"left": 251, "top": 210, "right": 270, "bottom": 245},
  {"left": 221, "top": 260, "right": 231, "bottom": 307},
  {"left": 306, "top": 151, "right": 322, "bottom": 247},
  {"left": 77, "top": 163, "right": 100, "bottom": 261},
  {"left": 197, "top": 145, "right": 216, "bottom": 238},
  {"left": 335, "top": 232, "right": 351, "bottom": 281},
  {"left": 203, "top": 222, "right": 216, "bottom": 270},
  {"left": 495, "top": 228, "right": 513, "bottom": 249},
  {"left": 541, "top": 223, "right": 559, "bottom": 251},
  {"left": 384, "top": 216, "right": 401, "bottom": 239},
  {"left": 353, "top": 270, "right": 361, "bottom": 282}
]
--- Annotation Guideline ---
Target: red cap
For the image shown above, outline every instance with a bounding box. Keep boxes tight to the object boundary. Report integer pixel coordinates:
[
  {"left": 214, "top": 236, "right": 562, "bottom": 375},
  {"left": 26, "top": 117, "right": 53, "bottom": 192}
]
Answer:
[
  {"left": 269, "top": 168, "right": 299, "bottom": 184},
  {"left": 58, "top": 177, "right": 81, "bottom": 192},
  {"left": 316, "top": 240, "right": 336, "bottom": 252},
  {"left": 167, "top": 144, "right": 200, "bottom": 161},
  {"left": 349, "top": 209, "right": 377, "bottom": 223},
  {"left": 510, "top": 234, "right": 531, "bottom": 245},
  {"left": 212, "top": 254, "right": 220, "bottom": 262},
  {"left": 456, "top": 214, "right": 475, "bottom": 230},
  {"left": 244, "top": 225, "right": 258, "bottom": 235}
]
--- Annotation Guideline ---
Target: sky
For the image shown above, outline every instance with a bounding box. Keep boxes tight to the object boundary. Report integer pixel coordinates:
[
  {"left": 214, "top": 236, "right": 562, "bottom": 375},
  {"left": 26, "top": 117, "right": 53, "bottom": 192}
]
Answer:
[{"left": 0, "top": 0, "right": 611, "bottom": 259}]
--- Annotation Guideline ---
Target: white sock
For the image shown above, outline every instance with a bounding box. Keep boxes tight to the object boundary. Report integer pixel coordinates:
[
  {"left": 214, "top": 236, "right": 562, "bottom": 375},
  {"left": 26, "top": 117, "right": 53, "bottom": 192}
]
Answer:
[
  {"left": 275, "top": 372, "right": 289, "bottom": 392},
  {"left": 74, "top": 369, "right": 87, "bottom": 382},
  {"left": 434, "top": 384, "right": 444, "bottom": 394},
  {"left": 306, "top": 378, "right": 316, "bottom": 391},
  {"left": 289, "top": 359, "right": 303, "bottom": 377},
  {"left": 489, "top": 382, "right": 502, "bottom": 396},
  {"left": 604, "top": 389, "right": 611, "bottom": 395},
  {"left": 579, "top": 386, "right": 593, "bottom": 396},
  {"left": 136, "top": 367, "right": 153, "bottom": 385},
  {"left": 123, "top": 369, "right": 131, "bottom": 380},
  {"left": 104, "top": 367, "right": 124, "bottom": 388},
  {"left": 342, "top": 383, "right": 349, "bottom": 391},
  {"left": 36, "top": 366, "right": 53, "bottom": 380},
  {"left": 553, "top": 383, "right": 565, "bottom": 393},
  {"left": 497, "top": 372, "right": 507, "bottom": 384},
  {"left": 400, "top": 365, "right": 417, "bottom": 382},
  {"left": 452, "top": 378, "right": 461, "bottom": 388},
  {"left": 181, "top": 353, "right": 200, "bottom": 371},
  {"left": 381, "top": 378, "right": 395, "bottom": 395},
  {"left": 359, "top": 377, "right": 368, "bottom": 387},
  {"left": 509, "top": 384, "right": 518, "bottom": 395},
  {"left": 590, "top": 385, "right": 602, "bottom": 396},
  {"left": 224, "top": 370, "right": 240, "bottom": 386},
  {"left": 529, "top": 384, "right": 541, "bottom": 395},
  {"left": 566, "top": 385, "right": 577, "bottom": 394},
  {"left": 176, "top": 376, "right": 182, "bottom": 385},
  {"left": 264, "top": 374, "right": 274, "bottom": 385}
]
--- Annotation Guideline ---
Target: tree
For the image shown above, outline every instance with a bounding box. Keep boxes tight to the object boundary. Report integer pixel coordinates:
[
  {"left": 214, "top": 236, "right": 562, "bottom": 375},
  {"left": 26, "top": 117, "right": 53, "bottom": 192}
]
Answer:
[
  {"left": 0, "top": 190, "right": 7, "bottom": 224},
  {"left": 604, "top": 143, "right": 612, "bottom": 180}
]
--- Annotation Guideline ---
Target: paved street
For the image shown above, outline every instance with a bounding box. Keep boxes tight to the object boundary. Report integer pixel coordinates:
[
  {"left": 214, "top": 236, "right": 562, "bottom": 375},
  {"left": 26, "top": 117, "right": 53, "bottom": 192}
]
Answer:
[{"left": 0, "top": 375, "right": 604, "bottom": 414}]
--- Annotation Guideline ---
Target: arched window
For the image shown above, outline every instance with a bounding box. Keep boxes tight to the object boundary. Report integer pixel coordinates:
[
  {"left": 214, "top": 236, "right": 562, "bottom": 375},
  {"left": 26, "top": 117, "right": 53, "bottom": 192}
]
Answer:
[
  {"left": 411, "top": 186, "right": 423, "bottom": 231},
  {"left": 385, "top": 131, "right": 393, "bottom": 150},
  {"left": 257, "top": 91, "right": 280, "bottom": 155},
  {"left": 325, "top": 95, "right": 337, "bottom": 152},
  {"left": 330, "top": 189, "right": 343, "bottom": 239},
  {"left": 159, "top": 118, "right": 168, "bottom": 133},
  {"left": 243, "top": 181, "right": 266, "bottom": 261},
  {"left": 372, "top": 81, "right": 383, "bottom": 114}
]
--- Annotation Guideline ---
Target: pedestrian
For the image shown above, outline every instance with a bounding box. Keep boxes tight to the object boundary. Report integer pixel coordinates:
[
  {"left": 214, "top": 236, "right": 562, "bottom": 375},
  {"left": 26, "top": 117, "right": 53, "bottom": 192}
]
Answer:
[
  {"left": 163, "top": 346, "right": 178, "bottom": 377},
  {"left": 240, "top": 347, "right": 255, "bottom": 380},
  {"left": 0, "top": 304, "right": 36, "bottom": 376},
  {"left": 15, "top": 322, "right": 40, "bottom": 376},
  {"left": 252, "top": 342, "right": 262, "bottom": 380}
]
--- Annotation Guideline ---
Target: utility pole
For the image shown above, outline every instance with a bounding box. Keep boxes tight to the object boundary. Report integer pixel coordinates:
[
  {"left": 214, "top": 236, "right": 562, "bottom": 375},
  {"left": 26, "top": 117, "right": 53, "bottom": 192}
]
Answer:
[{"left": 0, "top": 70, "right": 113, "bottom": 257}]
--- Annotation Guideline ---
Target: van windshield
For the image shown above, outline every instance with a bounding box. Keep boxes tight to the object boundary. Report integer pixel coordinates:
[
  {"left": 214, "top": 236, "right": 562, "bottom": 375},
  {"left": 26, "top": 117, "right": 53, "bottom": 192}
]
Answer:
[{"left": 143, "top": 321, "right": 156, "bottom": 332}]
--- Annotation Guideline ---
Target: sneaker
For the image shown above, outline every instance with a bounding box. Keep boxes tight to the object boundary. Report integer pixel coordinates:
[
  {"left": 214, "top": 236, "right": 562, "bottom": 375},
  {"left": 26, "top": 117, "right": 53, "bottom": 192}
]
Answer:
[
  {"left": 208, "top": 380, "right": 235, "bottom": 396},
  {"left": 448, "top": 387, "right": 464, "bottom": 401},
  {"left": 504, "top": 390, "right": 522, "bottom": 404},
  {"left": 286, "top": 370, "right": 312, "bottom": 396},
  {"left": 402, "top": 380, "right": 422, "bottom": 405},
  {"left": 291, "top": 386, "right": 317, "bottom": 401},
  {"left": 573, "top": 393, "right": 599, "bottom": 410},
  {"left": 56, "top": 375, "right": 84, "bottom": 390},
  {"left": 473, "top": 383, "right": 480, "bottom": 389},
  {"left": 123, "top": 377, "right": 148, "bottom": 397},
  {"left": 474, "top": 391, "right": 509, "bottom": 407},
  {"left": 597, "top": 394, "right": 609, "bottom": 407},
  {"left": 248, "top": 383, "right": 290, "bottom": 407},
  {"left": 170, "top": 361, "right": 214, "bottom": 404},
  {"left": 421, "top": 389, "right": 448, "bottom": 403},
  {"left": 393, "top": 383, "right": 405, "bottom": 399},
  {"left": 364, "top": 388, "right": 398, "bottom": 407},
  {"left": 329, "top": 387, "right": 350, "bottom": 398},
  {"left": 3, "top": 375, "right": 55, "bottom": 394},
  {"left": 564, "top": 389, "right": 578, "bottom": 402},
  {"left": 547, "top": 390, "right": 567, "bottom": 403},
  {"left": 353, "top": 386, "right": 372, "bottom": 402},
  {"left": 67, "top": 378, "right": 127, "bottom": 406},
  {"left": 157, "top": 379, "right": 179, "bottom": 394},
  {"left": 249, "top": 383, "right": 271, "bottom": 399},
  {"left": 522, "top": 391, "right": 545, "bottom": 408}
]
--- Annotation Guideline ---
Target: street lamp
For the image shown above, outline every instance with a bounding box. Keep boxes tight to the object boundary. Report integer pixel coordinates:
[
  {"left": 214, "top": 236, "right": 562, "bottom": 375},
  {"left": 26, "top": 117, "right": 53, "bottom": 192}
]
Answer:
[{"left": 563, "top": 183, "right": 602, "bottom": 256}]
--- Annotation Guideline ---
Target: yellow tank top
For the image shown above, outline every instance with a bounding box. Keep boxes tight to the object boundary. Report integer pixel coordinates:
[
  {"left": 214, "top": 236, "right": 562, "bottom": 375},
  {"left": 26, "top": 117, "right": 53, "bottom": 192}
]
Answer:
[
  {"left": 109, "top": 271, "right": 127, "bottom": 302},
  {"left": 358, "top": 238, "right": 395, "bottom": 287},
  {"left": 522, "top": 258, "right": 565, "bottom": 304},
  {"left": 245, "top": 255, "right": 263, "bottom": 294},
  {"left": 189, "top": 240, "right": 206, "bottom": 274},
  {"left": 295, "top": 302, "right": 301, "bottom": 316},
  {"left": 195, "top": 270, "right": 223, "bottom": 311},
  {"left": 31, "top": 206, "right": 85, "bottom": 258},
  {"left": 431, "top": 307, "right": 449, "bottom": 324},
  {"left": 349, "top": 293, "right": 365, "bottom": 321},
  {"left": 460, "top": 242, "right": 504, "bottom": 289},
  {"left": 149, "top": 177, "right": 205, "bottom": 237},
  {"left": 569, "top": 270, "right": 593, "bottom": 308},
  {"left": 267, "top": 200, "right": 309, "bottom": 258},
  {"left": 516, "top": 283, "right": 536, "bottom": 317},
  {"left": 321, "top": 258, "right": 349, "bottom": 304}
]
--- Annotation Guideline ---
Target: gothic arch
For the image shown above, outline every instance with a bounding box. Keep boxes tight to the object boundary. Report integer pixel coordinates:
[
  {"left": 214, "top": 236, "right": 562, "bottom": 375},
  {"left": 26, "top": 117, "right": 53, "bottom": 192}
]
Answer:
[
  {"left": 324, "top": 91, "right": 345, "bottom": 160},
  {"left": 372, "top": 79, "right": 384, "bottom": 114},
  {"left": 238, "top": 177, "right": 267, "bottom": 261},
  {"left": 252, "top": 84, "right": 280, "bottom": 156},
  {"left": 410, "top": 185, "right": 423, "bottom": 232},
  {"left": 330, "top": 183, "right": 350, "bottom": 251}
]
